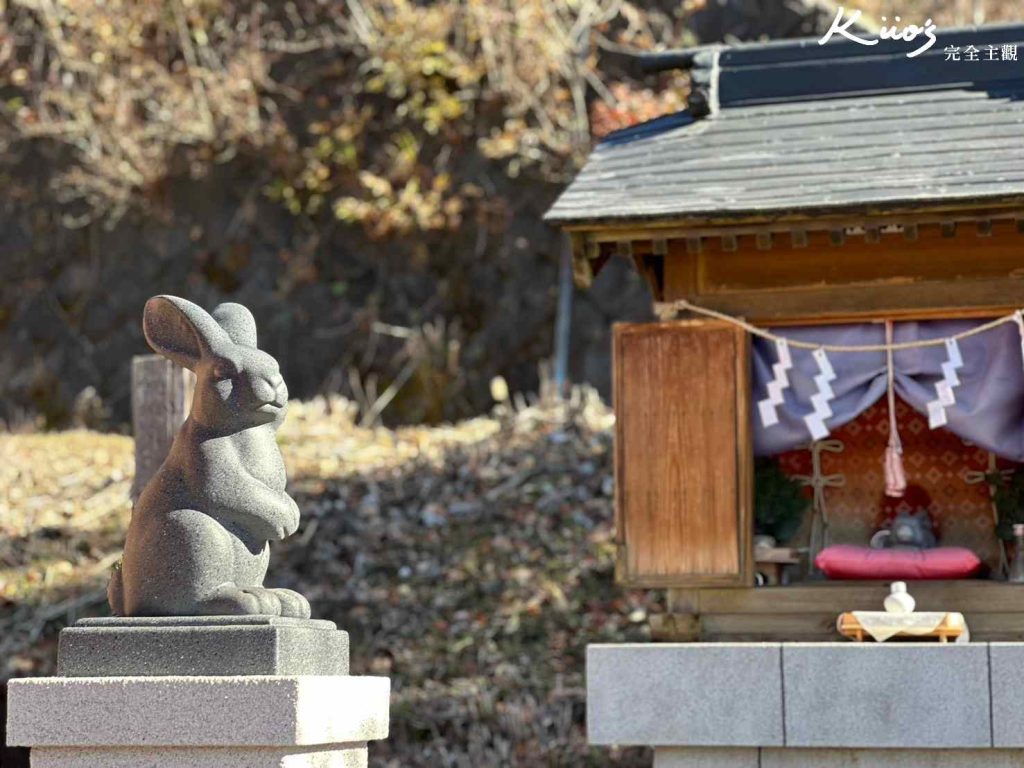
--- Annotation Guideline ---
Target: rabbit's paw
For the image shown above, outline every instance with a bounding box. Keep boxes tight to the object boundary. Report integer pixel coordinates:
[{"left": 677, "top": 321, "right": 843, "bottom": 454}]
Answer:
[
  {"left": 283, "top": 496, "right": 301, "bottom": 537},
  {"left": 238, "top": 587, "right": 285, "bottom": 616},
  {"left": 199, "top": 585, "right": 290, "bottom": 618},
  {"left": 198, "top": 584, "right": 265, "bottom": 615},
  {"left": 272, "top": 588, "right": 311, "bottom": 619}
]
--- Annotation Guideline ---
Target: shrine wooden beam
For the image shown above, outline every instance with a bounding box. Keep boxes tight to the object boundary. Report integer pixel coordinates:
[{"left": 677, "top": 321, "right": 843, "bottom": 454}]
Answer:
[
  {"left": 650, "top": 581, "right": 1024, "bottom": 642},
  {"left": 559, "top": 198, "right": 1024, "bottom": 239},
  {"left": 605, "top": 218, "right": 1024, "bottom": 322}
]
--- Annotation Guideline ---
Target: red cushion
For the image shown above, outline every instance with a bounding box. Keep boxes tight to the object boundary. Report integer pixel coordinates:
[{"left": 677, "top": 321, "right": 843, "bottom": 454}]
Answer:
[{"left": 815, "top": 544, "right": 981, "bottom": 580}]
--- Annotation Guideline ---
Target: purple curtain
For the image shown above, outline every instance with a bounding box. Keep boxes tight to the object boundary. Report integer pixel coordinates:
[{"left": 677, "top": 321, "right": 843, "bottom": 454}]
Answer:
[{"left": 753, "top": 320, "right": 1024, "bottom": 461}]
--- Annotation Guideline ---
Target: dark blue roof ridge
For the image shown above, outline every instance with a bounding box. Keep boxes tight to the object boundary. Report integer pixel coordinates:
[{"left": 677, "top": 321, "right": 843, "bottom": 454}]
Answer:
[
  {"left": 707, "top": 24, "right": 1023, "bottom": 112},
  {"left": 641, "top": 21, "right": 1024, "bottom": 71},
  {"left": 639, "top": 21, "right": 1024, "bottom": 115}
]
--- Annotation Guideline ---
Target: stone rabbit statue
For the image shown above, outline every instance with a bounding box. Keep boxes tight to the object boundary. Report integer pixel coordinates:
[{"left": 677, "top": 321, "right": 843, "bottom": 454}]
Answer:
[{"left": 109, "top": 295, "right": 310, "bottom": 618}]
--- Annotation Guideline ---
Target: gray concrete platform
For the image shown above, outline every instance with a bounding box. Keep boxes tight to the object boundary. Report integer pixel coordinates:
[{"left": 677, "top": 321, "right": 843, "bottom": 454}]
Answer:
[
  {"left": 782, "top": 643, "right": 990, "bottom": 748},
  {"left": 655, "top": 748, "right": 1024, "bottom": 768},
  {"left": 57, "top": 616, "right": 349, "bottom": 677},
  {"left": 588, "top": 643, "right": 1023, "bottom": 750}
]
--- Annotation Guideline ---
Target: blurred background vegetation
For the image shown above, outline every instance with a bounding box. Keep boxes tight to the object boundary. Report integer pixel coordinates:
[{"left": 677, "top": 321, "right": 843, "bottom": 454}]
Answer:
[
  {"left": 0, "top": 0, "right": 684, "bottom": 429},
  {"left": 7, "top": 0, "right": 1012, "bottom": 431}
]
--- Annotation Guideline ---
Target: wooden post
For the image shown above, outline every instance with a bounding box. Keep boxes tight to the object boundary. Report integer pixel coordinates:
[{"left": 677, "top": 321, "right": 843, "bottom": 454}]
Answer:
[
  {"left": 130, "top": 355, "right": 193, "bottom": 503},
  {"left": 553, "top": 233, "right": 574, "bottom": 398}
]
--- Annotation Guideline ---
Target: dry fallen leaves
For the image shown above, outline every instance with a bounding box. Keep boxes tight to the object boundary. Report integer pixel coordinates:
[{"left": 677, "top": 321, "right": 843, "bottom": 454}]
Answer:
[{"left": 1, "top": 387, "right": 656, "bottom": 766}]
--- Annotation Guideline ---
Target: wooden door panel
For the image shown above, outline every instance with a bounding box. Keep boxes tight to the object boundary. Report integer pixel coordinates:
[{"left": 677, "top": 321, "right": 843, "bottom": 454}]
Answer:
[{"left": 613, "top": 320, "right": 751, "bottom": 587}]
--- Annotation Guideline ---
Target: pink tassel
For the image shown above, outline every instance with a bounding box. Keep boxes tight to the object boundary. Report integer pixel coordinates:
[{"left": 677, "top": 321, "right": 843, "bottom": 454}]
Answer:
[
  {"left": 884, "top": 444, "right": 907, "bottom": 497},
  {"left": 883, "top": 319, "right": 907, "bottom": 498}
]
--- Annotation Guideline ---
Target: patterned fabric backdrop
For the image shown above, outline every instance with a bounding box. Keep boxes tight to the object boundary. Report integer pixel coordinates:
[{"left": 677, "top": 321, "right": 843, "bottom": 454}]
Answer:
[{"left": 776, "top": 397, "right": 1011, "bottom": 572}]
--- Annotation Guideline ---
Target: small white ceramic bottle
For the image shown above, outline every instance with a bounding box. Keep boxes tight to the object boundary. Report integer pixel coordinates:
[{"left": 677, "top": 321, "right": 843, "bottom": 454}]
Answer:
[{"left": 884, "top": 581, "right": 915, "bottom": 614}]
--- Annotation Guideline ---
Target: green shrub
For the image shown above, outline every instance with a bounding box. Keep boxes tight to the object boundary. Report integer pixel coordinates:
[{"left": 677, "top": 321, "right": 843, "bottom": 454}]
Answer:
[{"left": 754, "top": 458, "right": 808, "bottom": 544}]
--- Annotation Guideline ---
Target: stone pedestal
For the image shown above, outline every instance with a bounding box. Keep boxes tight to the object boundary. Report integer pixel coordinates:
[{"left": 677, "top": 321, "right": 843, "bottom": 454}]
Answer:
[
  {"left": 58, "top": 616, "right": 349, "bottom": 677},
  {"left": 7, "top": 615, "right": 387, "bottom": 766},
  {"left": 6, "top": 675, "right": 390, "bottom": 768}
]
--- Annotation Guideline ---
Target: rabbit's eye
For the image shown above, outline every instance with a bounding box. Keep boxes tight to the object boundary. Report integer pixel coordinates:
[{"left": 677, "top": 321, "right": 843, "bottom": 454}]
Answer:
[{"left": 212, "top": 362, "right": 235, "bottom": 380}]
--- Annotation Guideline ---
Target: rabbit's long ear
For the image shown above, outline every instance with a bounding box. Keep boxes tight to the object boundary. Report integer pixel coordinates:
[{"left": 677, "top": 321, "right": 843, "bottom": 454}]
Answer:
[
  {"left": 143, "top": 295, "right": 230, "bottom": 370},
  {"left": 211, "top": 303, "right": 257, "bottom": 348}
]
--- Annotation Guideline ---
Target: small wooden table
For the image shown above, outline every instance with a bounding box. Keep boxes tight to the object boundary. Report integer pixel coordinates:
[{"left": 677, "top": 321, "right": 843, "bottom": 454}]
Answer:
[
  {"left": 837, "top": 611, "right": 966, "bottom": 643},
  {"left": 755, "top": 546, "right": 803, "bottom": 585}
]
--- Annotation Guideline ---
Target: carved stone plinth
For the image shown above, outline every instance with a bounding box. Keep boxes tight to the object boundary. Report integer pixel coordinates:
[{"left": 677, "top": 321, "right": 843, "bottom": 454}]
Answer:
[{"left": 57, "top": 616, "right": 349, "bottom": 678}]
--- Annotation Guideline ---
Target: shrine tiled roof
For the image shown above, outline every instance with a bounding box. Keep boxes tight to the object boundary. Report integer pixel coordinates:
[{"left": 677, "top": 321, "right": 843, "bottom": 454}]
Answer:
[{"left": 545, "top": 23, "right": 1024, "bottom": 226}]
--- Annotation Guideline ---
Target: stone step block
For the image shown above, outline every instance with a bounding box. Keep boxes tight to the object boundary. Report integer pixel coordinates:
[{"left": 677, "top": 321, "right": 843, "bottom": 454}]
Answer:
[
  {"left": 587, "top": 643, "right": 784, "bottom": 747},
  {"left": 6, "top": 675, "right": 389, "bottom": 748},
  {"left": 781, "top": 643, "right": 990, "bottom": 748},
  {"left": 57, "top": 616, "right": 349, "bottom": 677}
]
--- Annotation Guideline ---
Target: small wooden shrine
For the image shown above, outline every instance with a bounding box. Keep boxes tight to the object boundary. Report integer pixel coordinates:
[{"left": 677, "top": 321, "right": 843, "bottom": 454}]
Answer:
[{"left": 547, "top": 24, "right": 1024, "bottom": 641}]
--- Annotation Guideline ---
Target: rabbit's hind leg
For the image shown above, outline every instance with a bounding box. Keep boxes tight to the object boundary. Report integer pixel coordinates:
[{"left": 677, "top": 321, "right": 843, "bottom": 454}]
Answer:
[{"left": 128, "top": 508, "right": 271, "bottom": 617}]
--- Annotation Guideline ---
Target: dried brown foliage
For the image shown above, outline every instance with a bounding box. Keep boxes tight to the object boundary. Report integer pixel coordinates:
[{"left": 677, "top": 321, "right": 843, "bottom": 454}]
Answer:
[{"left": 1, "top": 0, "right": 684, "bottom": 230}]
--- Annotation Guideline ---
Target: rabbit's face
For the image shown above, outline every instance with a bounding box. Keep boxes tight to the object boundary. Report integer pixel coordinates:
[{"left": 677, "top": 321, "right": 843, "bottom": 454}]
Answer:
[
  {"left": 195, "top": 347, "right": 289, "bottom": 430},
  {"left": 143, "top": 296, "right": 290, "bottom": 433}
]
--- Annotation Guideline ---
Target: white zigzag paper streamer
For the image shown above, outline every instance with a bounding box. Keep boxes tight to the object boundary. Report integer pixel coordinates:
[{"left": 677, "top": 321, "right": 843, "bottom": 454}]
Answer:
[
  {"left": 804, "top": 348, "right": 836, "bottom": 441},
  {"left": 757, "top": 338, "right": 792, "bottom": 428},
  {"left": 926, "top": 337, "right": 963, "bottom": 429},
  {"left": 1016, "top": 312, "right": 1024, "bottom": 368}
]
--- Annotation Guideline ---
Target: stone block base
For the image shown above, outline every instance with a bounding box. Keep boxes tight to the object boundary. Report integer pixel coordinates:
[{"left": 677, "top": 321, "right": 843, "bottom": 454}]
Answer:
[
  {"left": 57, "top": 616, "right": 349, "bottom": 677},
  {"left": 588, "top": 643, "right": 991, "bottom": 749},
  {"left": 7, "top": 675, "right": 389, "bottom": 767},
  {"left": 655, "top": 748, "right": 1024, "bottom": 768},
  {"left": 593, "top": 643, "right": 1024, "bottom": 767},
  {"left": 29, "top": 745, "right": 368, "bottom": 768}
]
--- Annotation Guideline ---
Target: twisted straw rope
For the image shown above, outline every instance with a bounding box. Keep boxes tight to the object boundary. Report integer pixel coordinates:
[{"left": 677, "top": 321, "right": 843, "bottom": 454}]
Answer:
[{"left": 673, "top": 299, "right": 1021, "bottom": 352}]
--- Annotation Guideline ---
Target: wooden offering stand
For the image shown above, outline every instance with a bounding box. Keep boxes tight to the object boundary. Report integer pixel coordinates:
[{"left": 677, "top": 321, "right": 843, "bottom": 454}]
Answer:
[{"left": 837, "top": 611, "right": 967, "bottom": 643}]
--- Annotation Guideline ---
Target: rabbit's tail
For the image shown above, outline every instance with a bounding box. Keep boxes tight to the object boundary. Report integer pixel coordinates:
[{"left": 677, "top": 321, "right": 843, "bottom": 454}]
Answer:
[{"left": 107, "top": 563, "right": 125, "bottom": 616}]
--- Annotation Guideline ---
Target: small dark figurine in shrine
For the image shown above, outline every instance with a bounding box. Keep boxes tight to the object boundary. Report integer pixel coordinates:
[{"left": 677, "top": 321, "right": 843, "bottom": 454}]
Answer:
[
  {"left": 870, "top": 510, "right": 938, "bottom": 550},
  {"left": 109, "top": 295, "right": 310, "bottom": 618}
]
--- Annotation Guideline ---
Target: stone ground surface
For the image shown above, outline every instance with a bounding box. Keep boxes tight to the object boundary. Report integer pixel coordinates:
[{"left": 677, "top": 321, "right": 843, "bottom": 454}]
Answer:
[{"left": 1, "top": 390, "right": 657, "bottom": 766}]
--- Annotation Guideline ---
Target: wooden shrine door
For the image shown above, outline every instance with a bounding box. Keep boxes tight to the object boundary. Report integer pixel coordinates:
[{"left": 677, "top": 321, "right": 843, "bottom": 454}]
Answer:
[{"left": 613, "top": 320, "right": 753, "bottom": 587}]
